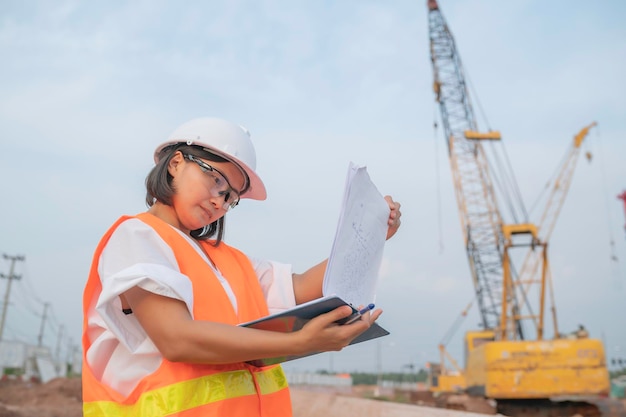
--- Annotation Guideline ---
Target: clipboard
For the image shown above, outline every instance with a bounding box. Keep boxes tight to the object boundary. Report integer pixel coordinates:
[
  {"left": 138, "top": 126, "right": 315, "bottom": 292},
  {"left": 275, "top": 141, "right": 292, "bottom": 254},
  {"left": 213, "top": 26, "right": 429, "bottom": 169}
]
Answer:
[{"left": 239, "top": 295, "right": 389, "bottom": 367}]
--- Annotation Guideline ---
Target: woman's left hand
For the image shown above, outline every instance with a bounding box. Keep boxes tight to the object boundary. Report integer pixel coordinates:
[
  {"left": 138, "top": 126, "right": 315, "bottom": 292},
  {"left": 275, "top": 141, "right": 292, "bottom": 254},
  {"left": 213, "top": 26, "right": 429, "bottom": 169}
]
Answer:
[{"left": 385, "top": 195, "right": 402, "bottom": 240}]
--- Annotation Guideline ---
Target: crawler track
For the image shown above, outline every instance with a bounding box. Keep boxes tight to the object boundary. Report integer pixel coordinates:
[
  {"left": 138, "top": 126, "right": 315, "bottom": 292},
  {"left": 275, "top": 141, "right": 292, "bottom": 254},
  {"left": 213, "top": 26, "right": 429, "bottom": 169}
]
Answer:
[
  {"left": 426, "top": 392, "right": 626, "bottom": 417},
  {"left": 497, "top": 398, "right": 626, "bottom": 417}
]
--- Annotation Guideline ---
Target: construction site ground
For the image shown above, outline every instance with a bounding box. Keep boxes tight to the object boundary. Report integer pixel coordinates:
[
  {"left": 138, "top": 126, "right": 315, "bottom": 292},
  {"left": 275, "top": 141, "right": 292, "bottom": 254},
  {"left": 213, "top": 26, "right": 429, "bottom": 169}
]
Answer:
[
  {"left": 1, "top": 377, "right": 624, "bottom": 417},
  {"left": 0, "top": 377, "right": 503, "bottom": 417}
]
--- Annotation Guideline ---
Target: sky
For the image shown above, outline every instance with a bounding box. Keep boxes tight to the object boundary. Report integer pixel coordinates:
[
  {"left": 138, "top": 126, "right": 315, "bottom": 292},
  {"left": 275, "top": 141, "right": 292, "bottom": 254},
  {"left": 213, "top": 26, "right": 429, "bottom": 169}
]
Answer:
[{"left": 0, "top": 0, "right": 625, "bottom": 375}]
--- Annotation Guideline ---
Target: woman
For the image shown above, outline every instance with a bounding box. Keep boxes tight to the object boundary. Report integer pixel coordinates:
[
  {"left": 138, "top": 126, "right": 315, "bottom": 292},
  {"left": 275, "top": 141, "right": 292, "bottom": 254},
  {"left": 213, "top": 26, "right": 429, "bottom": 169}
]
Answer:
[{"left": 82, "top": 117, "right": 402, "bottom": 416}]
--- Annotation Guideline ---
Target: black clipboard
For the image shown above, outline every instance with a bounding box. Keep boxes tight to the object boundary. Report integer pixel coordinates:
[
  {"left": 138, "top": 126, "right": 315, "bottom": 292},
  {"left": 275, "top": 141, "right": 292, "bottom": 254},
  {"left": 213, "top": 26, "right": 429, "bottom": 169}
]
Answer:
[{"left": 238, "top": 295, "right": 389, "bottom": 367}]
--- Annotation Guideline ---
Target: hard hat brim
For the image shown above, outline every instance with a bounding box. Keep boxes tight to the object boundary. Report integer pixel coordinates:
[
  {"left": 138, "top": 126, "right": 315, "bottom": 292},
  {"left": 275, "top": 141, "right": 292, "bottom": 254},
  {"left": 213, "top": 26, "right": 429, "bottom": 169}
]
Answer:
[{"left": 154, "top": 141, "right": 267, "bottom": 201}]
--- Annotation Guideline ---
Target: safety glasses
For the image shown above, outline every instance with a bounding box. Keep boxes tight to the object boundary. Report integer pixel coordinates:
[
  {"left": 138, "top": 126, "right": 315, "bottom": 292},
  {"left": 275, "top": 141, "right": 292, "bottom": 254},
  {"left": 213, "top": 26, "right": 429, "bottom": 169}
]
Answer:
[{"left": 183, "top": 154, "right": 240, "bottom": 210}]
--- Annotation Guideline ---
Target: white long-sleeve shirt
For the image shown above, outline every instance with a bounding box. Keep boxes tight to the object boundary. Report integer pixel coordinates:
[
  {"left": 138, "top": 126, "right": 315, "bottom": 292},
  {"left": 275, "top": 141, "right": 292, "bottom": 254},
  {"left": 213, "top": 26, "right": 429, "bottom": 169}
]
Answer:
[{"left": 85, "top": 218, "right": 296, "bottom": 396}]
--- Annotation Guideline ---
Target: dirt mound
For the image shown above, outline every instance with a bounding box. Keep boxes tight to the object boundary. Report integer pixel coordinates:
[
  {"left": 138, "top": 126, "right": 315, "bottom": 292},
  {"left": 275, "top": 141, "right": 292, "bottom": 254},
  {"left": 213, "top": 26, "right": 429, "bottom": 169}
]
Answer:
[{"left": 0, "top": 378, "right": 82, "bottom": 417}]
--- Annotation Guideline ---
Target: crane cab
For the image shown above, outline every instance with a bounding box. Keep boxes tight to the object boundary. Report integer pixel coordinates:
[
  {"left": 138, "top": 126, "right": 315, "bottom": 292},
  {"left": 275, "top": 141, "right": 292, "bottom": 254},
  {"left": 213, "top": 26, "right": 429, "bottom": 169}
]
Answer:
[{"left": 465, "top": 335, "right": 610, "bottom": 399}]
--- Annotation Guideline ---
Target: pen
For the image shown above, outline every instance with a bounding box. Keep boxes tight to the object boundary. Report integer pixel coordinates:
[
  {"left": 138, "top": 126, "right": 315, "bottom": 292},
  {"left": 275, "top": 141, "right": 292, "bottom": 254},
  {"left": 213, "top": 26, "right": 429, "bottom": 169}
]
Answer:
[
  {"left": 344, "top": 303, "right": 376, "bottom": 325},
  {"left": 358, "top": 303, "right": 375, "bottom": 315}
]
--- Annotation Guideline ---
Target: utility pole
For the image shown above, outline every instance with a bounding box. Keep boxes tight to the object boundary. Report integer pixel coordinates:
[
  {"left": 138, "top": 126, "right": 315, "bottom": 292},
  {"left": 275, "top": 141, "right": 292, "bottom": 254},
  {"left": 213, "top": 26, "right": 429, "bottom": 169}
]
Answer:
[
  {"left": 54, "top": 324, "right": 64, "bottom": 375},
  {"left": 65, "top": 337, "right": 73, "bottom": 364},
  {"left": 65, "top": 337, "right": 73, "bottom": 376},
  {"left": 55, "top": 324, "right": 64, "bottom": 361},
  {"left": 38, "top": 302, "right": 49, "bottom": 347},
  {"left": 0, "top": 254, "right": 25, "bottom": 341}
]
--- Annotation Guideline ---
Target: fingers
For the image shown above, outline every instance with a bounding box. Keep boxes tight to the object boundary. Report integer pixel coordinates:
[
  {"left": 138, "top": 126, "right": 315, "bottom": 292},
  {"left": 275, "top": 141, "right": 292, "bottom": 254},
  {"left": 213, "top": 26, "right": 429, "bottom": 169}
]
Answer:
[
  {"left": 385, "top": 196, "right": 401, "bottom": 224},
  {"left": 350, "top": 308, "right": 383, "bottom": 326},
  {"left": 385, "top": 195, "right": 402, "bottom": 240},
  {"left": 316, "top": 305, "right": 354, "bottom": 327},
  {"left": 367, "top": 308, "right": 383, "bottom": 323},
  {"left": 300, "top": 306, "right": 382, "bottom": 353}
]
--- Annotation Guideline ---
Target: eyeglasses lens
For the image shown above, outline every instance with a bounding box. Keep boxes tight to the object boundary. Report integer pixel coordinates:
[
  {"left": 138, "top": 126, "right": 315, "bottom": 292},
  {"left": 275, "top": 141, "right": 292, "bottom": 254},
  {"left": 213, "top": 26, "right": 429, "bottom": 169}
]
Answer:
[{"left": 184, "top": 154, "right": 240, "bottom": 210}]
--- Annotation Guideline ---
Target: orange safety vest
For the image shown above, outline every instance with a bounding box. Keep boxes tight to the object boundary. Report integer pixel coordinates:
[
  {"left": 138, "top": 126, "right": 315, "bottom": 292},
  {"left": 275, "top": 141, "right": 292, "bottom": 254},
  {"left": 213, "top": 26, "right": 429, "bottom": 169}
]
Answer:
[{"left": 82, "top": 212, "right": 292, "bottom": 417}]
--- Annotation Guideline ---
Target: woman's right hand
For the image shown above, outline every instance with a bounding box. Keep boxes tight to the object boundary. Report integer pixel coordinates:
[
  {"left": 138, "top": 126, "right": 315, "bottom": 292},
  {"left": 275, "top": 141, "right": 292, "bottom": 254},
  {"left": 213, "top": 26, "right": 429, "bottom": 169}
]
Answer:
[{"left": 293, "top": 305, "right": 383, "bottom": 354}]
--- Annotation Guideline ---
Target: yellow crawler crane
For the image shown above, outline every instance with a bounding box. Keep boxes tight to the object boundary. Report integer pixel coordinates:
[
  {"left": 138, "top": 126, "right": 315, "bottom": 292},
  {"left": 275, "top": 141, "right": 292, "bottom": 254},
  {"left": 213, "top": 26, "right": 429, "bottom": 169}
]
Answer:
[
  {"left": 466, "top": 224, "right": 609, "bottom": 403},
  {"left": 426, "top": 1, "right": 623, "bottom": 416}
]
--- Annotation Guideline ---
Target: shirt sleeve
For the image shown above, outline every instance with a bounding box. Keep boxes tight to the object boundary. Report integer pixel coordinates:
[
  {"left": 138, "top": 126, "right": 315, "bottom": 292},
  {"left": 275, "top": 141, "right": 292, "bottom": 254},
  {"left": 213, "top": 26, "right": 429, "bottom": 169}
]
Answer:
[
  {"left": 96, "top": 218, "right": 195, "bottom": 353},
  {"left": 248, "top": 257, "right": 297, "bottom": 314}
]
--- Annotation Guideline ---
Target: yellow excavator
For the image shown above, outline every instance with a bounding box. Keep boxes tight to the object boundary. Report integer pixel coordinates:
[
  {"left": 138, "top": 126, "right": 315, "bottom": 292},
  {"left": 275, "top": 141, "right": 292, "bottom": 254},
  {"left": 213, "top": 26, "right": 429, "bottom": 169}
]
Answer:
[{"left": 426, "top": 1, "right": 623, "bottom": 416}]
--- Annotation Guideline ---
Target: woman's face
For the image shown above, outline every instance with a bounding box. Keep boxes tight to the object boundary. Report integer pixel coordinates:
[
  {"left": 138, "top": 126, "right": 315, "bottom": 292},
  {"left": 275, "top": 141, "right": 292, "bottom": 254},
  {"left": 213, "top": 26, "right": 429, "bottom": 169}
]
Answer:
[{"left": 168, "top": 151, "right": 246, "bottom": 233}]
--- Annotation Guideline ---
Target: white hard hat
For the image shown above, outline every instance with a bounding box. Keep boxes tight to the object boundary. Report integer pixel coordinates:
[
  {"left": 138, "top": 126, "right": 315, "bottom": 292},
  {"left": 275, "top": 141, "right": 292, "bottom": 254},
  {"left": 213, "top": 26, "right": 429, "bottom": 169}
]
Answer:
[{"left": 155, "top": 117, "right": 267, "bottom": 201}]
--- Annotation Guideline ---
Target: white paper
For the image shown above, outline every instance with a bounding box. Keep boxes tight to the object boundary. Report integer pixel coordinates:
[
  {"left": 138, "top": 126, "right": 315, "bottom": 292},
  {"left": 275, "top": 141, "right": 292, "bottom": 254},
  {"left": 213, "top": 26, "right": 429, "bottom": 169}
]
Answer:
[{"left": 322, "top": 162, "right": 390, "bottom": 307}]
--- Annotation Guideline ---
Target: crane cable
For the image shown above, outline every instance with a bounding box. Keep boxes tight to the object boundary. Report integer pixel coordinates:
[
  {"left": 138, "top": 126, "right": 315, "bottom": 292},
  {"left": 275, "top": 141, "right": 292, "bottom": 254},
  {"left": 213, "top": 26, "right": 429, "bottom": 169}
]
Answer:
[
  {"left": 465, "top": 68, "right": 529, "bottom": 223},
  {"left": 593, "top": 124, "right": 622, "bottom": 288},
  {"left": 488, "top": 143, "right": 529, "bottom": 223},
  {"left": 433, "top": 107, "right": 445, "bottom": 254},
  {"left": 465, "top": 64, "right": 492, "bottom": 132},
  {"left": 527, "top": 145, "right": 572, "bottom": 218}
]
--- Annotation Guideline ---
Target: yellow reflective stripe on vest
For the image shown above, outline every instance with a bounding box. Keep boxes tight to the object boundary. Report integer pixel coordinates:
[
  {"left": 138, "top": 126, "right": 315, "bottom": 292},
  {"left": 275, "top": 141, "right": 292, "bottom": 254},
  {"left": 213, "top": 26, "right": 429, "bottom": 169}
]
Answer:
[
  {"left": 255, "top": 365, "right": 288, "bottom": 395},
  {"left": 84, "top": 368, "right": 288, "bottom": 417}
]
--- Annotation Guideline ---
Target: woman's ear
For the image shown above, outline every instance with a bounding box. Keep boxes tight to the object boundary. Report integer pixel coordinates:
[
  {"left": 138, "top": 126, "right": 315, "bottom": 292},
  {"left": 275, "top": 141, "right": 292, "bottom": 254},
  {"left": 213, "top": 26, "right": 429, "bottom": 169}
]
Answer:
[{"left": 168, "top": 151, "right": 185, "bottom": 177}]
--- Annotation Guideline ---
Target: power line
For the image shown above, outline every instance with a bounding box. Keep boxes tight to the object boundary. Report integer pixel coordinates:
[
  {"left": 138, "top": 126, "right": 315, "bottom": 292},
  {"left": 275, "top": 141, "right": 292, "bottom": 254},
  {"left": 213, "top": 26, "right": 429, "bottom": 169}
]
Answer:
[{"left": 19, "top": 263, "right": 46, "bottom": 305}]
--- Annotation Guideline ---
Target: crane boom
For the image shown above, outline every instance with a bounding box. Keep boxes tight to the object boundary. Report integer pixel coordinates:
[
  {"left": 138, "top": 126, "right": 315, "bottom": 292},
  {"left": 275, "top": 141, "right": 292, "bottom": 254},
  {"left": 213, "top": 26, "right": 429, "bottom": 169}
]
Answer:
[
  {"left": 428, "top": 0, "right": 594, "bottom": 341},
  {"left": 425, "top": 2, "right": 616, "bottom": 412},
  {"left": 428, "top": 0, "right": 510, "bottom": 332},
  {"left": 516, "top": 123, "right": 596, "bottom": 310},
  {"left": 537, "top": 122, "right": 596, "bottom": 242}
]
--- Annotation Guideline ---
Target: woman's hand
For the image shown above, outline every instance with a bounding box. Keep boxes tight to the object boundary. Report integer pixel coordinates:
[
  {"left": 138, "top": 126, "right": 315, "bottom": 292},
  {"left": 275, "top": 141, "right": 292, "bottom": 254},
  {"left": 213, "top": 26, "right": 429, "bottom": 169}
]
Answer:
[
  {"left": 292, "top": 305, "right": 383, "bottom": 354},
  {"left": 385, "top": 195, "right": 402, "bottom": 240}
]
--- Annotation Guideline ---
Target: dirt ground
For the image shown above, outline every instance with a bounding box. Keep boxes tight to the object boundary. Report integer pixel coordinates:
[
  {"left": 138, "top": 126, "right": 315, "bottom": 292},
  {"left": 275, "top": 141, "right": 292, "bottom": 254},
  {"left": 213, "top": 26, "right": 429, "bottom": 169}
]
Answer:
[
  {"left": 0, "top": 377, "right": 624, "bottom": 417},
  {"left": 0, "top": 378, "right": 445, "bottom": 417},
  {"left": 0, "top": 378, "right": 502, "bottom": 417},
  {"left": 0, "top": 378, "right": 82, "bottom": 417}
]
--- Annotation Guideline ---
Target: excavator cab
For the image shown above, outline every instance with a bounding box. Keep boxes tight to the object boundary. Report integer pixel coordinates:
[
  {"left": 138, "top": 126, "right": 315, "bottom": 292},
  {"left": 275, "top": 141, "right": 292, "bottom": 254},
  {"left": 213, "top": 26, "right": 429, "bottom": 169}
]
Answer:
[{"left": 427, "top": 362, "right": 465, "bottom": 394}]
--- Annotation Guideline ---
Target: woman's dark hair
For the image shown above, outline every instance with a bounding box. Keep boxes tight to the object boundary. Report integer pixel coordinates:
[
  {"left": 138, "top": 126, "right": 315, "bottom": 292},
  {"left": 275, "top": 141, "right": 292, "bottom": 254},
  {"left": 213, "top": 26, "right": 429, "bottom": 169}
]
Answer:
[{"left": 145, "top": 144, "right": 230, "bottom": 244}]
